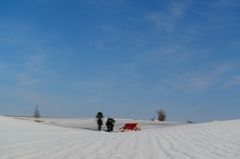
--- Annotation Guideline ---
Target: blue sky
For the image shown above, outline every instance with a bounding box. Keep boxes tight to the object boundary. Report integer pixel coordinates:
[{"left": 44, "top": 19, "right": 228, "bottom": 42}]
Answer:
[{"left": 0, "top": 0, "right": 239, "bottom": 122}]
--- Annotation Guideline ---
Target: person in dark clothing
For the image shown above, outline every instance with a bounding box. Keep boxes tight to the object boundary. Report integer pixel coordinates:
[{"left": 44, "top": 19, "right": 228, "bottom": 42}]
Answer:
[{"left": 106, "top": 118, "right": 115, "bottom": 132}]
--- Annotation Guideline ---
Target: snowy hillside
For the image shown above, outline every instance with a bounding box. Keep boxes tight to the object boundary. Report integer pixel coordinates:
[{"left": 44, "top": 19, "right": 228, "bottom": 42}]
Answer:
[{"left": 0, "top": 116, "right": 239, "bottom": 159}]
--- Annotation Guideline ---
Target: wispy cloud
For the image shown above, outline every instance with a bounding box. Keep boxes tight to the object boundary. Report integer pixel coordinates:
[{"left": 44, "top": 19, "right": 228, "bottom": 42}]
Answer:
[
  {"left": 170, "top": 1, "right": 189, "bottom": 17},
  {"left": 211, "top": 0, "right": 238, "bottom": 8},
  {"left": 146, "top": 1, "right": 190, "bottom": 32},
  {"left": 24, "top": 54, "right": 49, "bottom": 75},
  {"left": 99, "top": 22, "right": 148, "bottom": 50},
  {"left": 190, "top": 77, "right": 213, "bottom": 90},
  {"left": 171, "top": 63, "right": 240, "bottom": 91},
  {"left": 144, "top": 60, "right": 240, "bottom": 95},
  {"left": 19, "top": 54, "right": 53, "bottom": 87},
  {"left": 136, "top": 44, "right": 192, "bottom": 64},
  {"left": 181, "top": 24, "right": 203, "bottom": 43},
  {"left": 222, "top": 76, "right": 240, "bottom": 88},
  {"left": 0, "top": 54, "right": 53, "bottom": 88},
  {"left": 0, "top": 21, "right": 58, "bottom": 88},
  {"left": 94, "top": 41, "right": 108, "bottom": 51}
]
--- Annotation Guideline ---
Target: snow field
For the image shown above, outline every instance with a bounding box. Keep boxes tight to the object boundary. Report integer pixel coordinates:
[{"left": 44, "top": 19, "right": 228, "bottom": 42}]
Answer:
[{"left": 1, "top": 116, "right": 240, "bottom": 159}]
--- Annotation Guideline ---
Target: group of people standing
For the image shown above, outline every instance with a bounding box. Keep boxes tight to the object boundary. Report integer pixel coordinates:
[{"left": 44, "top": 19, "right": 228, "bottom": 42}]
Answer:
[{"left": 96, "top": 112, "right": 115, "bottom": 132}]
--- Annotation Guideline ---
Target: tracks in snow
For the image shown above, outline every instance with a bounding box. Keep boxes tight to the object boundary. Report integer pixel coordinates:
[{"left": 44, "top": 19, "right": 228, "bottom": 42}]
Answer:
[{"left": 1, "top": 117, "right": 240, "bottom": 159}]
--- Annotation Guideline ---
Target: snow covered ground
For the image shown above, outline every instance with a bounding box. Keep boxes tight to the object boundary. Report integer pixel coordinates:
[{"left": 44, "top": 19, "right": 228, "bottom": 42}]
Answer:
[{"left": 1, "top": 116, "right": 240, "bottom": 159}]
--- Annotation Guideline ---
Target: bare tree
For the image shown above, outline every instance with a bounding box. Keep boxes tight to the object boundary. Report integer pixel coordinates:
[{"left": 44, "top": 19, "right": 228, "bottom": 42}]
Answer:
[
  {"left": 33, "top": 105, "right": 41, "bottom": 120},
  {"left": 157, "top": 109, "right": 166, "bottom": 121}
]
